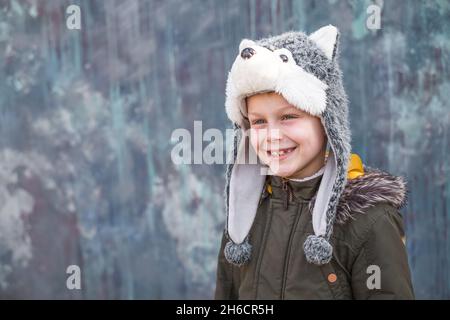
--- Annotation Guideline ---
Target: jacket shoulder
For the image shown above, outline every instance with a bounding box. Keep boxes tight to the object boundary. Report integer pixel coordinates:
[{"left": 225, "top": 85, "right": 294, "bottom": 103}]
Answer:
[
  {"left": 332, "top": 166, "right": 408, "bottom": 244},
  {"left": 333, "top": 202, "right": 404, "bottom": 245}
]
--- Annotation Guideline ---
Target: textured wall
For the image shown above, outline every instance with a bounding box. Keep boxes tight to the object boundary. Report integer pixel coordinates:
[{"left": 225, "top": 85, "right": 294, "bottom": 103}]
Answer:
[{"left": 0, "top": 0, "right": 448, "bottom": 299}]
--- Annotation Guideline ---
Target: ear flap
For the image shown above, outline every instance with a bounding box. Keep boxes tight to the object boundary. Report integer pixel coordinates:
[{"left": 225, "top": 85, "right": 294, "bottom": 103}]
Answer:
[{"left": 309, "top": 25, "right": 339, "bottom": 60}]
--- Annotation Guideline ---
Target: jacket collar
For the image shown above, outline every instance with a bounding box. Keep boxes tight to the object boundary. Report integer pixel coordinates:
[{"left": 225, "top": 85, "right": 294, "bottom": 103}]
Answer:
[
  {"left": 268, "top": 174, "right": 323, "bottom": 201},
  {"left": 265, "top": 163, "right": 407, "bottom": 224}
]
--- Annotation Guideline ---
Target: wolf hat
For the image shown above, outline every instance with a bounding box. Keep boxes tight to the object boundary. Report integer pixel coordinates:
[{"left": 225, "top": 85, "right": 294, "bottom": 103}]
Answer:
[{"left": 223, "top": 25, "right": 351, "bottom": 266}]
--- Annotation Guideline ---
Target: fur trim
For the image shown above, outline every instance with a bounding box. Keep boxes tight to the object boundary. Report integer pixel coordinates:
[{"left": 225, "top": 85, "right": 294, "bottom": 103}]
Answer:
[{"left": 308, "top": 166, "right": 408, "bottom": 224}]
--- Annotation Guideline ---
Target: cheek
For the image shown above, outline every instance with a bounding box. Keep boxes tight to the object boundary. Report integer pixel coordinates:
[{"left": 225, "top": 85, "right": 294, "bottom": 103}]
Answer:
[
  {"left": 249, "top": 129, "right": 264, "bottom": 152},
  {"left": 304, "top": 121, "right": 326, "bottom": 150},
  {"left": 284, "top": 120, "right": 325, "bottom": 148},
  {"left": 283, "top": 122, "right": 308, "bottom": 144}
]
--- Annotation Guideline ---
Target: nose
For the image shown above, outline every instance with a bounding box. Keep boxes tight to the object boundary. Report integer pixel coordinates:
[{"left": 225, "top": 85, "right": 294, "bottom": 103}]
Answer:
[
  {"left": 241, "top": 47, "right": 256, "bottom": 59},
  {"left": 267, "top": 127, "right": 283, "bottom": 142}
]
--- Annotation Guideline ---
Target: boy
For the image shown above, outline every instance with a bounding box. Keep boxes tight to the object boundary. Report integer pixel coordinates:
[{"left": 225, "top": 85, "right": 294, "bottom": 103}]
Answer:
[{"left": 214, "top": 25, "right": 414, "bottom": 299}]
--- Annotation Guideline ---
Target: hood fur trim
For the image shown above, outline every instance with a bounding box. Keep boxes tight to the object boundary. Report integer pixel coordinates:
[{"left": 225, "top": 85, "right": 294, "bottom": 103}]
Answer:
[{"left": 309, "top": 166, "right": 408, "bottom": 224}]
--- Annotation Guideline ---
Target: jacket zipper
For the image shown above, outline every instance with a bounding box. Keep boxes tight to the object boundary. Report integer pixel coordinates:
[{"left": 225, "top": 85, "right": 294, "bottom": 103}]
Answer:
[
  {"left": 254, "top": 179, "right": 293, "bottom": 299},
  {"left": 280, "top": 179, "right": 302, "bottom": 299},
  {"left": 254, "top": 200, "right": 275, "bottom": 299},
  {"left": 281, "top": 178, "right": 294, "bottom": 210}
]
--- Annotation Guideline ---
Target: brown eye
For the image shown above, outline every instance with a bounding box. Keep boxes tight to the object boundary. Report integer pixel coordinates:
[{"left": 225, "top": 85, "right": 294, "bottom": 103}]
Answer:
[
  {"left": 281, "top": 114, "right": 298, "bottom": 120},
  {"left": 251, "top": 119, "right": 266, "bottom": 125},
  {"left": 279, "top": 54, "right": 288, "bottom": 63}
]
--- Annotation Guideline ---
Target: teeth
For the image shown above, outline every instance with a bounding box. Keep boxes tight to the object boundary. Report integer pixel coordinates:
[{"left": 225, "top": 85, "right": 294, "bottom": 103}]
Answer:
[{"left": 270, "top": 147, "right": 295, "bottom": 157}]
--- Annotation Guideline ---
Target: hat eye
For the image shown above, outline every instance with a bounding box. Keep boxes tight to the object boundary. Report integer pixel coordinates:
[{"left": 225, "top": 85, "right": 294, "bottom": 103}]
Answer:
[
  {"left": 241, "top": 47, "right": 256, "bottom": 59},
  {"left": 279, "top": 54, "right": 289, "bottom": 63}
]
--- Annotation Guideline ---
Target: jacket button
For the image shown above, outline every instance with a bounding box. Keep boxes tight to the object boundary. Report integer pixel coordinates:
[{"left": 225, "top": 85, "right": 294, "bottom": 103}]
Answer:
[{"left": 327, "top": 273, "right": 337, "bottom": 283}]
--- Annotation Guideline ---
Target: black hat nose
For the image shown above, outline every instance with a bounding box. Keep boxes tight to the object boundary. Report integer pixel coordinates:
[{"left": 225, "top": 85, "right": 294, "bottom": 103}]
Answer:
[{"left": 241, "top": 47, "right": 256, "bottom": 59}]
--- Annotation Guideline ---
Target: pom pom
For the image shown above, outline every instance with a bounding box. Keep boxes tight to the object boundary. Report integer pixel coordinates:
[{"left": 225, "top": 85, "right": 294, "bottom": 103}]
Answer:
[
  {"left": 303, "top": 234, "right": 333, "bottom": 265},
  {"left": 224, "top": 238, "right": 252, "bottom": 266}
]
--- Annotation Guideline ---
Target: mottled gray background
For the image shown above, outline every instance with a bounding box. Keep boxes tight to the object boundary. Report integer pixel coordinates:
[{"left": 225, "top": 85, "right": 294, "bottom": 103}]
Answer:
[{"left": 0, "top": 0, "right": 449, "bottom": 299}]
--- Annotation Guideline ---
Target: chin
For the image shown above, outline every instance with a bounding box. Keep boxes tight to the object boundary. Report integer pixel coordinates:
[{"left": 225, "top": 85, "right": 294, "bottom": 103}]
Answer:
[{"left": 269, "top": 164, "right": 296, "bottom": 178}]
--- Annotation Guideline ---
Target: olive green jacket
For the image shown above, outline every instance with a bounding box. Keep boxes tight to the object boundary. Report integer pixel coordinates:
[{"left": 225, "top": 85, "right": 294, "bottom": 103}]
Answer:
[{"left": 215, "top": 170, "right": 415, "bottom": 300}]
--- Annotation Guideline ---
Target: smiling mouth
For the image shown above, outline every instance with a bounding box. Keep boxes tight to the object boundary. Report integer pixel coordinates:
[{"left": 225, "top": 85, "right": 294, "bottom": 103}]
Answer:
[{"left": 266, "top": 147, "right": 297, "bottom": 158}]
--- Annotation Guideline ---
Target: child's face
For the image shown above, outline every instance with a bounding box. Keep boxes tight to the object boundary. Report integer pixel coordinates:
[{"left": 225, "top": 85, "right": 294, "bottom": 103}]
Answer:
[{"left": 246, "top": 92, "right": 327, "bottom": 179}]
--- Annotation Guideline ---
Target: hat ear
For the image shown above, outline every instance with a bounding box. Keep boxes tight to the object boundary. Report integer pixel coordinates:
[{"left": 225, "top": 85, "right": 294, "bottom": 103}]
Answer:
[
  {"left": 308, "top": 25, "right": 339, "bottom": 60},
  {"left": 239, "top": 39, "right": 256, "bottom": 52}
]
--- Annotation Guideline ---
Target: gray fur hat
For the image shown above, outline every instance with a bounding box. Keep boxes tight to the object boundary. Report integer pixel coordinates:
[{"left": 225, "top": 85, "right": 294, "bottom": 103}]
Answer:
[{"left": 223, "top": 25, "right": 351, "bottom": 266}]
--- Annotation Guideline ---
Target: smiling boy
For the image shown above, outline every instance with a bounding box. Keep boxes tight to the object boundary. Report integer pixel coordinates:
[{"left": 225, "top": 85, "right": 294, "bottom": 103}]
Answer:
[
  {"left": 214, "top": 25, "right": 414, "bottom": 299},
  {"left": 246, "top": 92, "right": 327, "bottom": 179}
]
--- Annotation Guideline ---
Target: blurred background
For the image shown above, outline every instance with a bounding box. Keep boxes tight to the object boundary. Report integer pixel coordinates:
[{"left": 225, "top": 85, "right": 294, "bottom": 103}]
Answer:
[{"left": 0, "top": 0, "right": 449, "bottom": 299}]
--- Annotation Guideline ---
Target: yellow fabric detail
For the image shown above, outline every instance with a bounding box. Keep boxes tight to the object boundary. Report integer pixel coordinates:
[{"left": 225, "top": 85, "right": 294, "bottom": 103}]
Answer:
[
  {"left": 347, "top": 153, "right": 364, "bottom": 180},
  {"left": 265, "top": 153, "right": 365, "bottom": 194}
]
